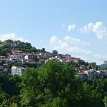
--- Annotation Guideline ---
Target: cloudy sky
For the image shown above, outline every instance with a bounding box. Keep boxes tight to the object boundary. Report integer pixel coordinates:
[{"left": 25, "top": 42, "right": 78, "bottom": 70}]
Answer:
[{"left": 0, "top": 0, "right": 107, "bottom": 64}]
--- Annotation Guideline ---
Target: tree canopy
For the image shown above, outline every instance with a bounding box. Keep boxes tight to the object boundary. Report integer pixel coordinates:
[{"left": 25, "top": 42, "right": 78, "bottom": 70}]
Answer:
[{"left": 0, "top": 61, "right": 107, "bottom": 107}]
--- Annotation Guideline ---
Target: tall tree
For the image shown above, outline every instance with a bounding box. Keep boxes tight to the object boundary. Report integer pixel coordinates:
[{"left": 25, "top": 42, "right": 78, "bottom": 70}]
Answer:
[
  {"left": 52, "top": 50, "right": 58, "bottom": 56},
  {"left": 20, "top": 61, "right": 78, "bottom": 107}
]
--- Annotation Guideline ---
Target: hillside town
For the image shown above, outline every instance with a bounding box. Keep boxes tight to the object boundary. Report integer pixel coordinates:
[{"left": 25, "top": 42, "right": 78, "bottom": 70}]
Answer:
[{"left": 0, "top": 40, "right": 107, "bottom": 81}]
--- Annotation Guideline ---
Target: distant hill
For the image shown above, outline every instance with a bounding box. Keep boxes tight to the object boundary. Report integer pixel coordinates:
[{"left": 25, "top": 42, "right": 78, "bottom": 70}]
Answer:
[{"left": 99, "top": 64, "right": 107, "bottom": 69}]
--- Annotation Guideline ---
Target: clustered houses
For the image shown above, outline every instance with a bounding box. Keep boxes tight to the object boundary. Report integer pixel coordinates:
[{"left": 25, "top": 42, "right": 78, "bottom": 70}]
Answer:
[
  {"left": 0, "top": 40, "right": 106, "bottom": 80},
  {"left": 0, "top": 49, "right": 107, "bottom": 80},
  {"left": 0, "top": 48, "right": 81, "bottom": 75},
  {"left": 45, "top": 54, "right": 80, "bottom": 64},
  {"left": 77, "top": 68, "right": 107, "bottom": 81}
]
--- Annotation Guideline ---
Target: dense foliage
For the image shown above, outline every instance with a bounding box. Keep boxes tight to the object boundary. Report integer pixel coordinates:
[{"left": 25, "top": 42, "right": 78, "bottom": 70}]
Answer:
[
  {"left": 0, "top": 60, "right": 107, "bottom": 107},
  {"left": 0, "top": 40, "right": 46, "bottom": 56}
]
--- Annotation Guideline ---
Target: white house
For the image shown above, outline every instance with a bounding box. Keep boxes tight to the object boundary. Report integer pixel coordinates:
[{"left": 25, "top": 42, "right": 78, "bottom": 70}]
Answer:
[
  {"left": 24, "top": 55, "right": 29, "bottom": 60},
  {"left": 11, "top": 66, "right": 25, "bottom": 75}
]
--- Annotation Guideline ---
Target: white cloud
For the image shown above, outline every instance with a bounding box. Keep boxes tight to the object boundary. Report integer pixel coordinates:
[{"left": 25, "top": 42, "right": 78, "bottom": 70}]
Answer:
[
  {"left": 50, "top": 36, "right": 91, "bottom": 58},
  {"left": 0, "top": 33, "right": 28, "bottom": 42},
  {"left": 50, "top": 35, "right": 107, "bottom": 64},
  {"left": 80, "top": 22, "right": 107, "bottom": 39},
  {"left": 50, "top": 35, "right": 91, "bottom": 57},
  {"left": 68, "top": 24, "right": 76, "bottom": 32},
  {"left": 50, "top": 36, "right": 90, "bottom": 49}
]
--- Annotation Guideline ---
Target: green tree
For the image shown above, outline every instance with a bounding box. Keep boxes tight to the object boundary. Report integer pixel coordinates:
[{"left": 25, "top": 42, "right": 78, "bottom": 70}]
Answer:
[
  {"left": 104, "top": 96, "right": 107, "bottom": 107},
  {"left": 80, "top": 79, "right": 104, "bottom": 107},
  {"left": 52, "top": 50, "right": 58, "bottom": 56},
  {"left": 41, "top": 48, "right": 46, "bottom": 53},
  {"left": 4, "top": 39, "right": 13, "bottom": 44},
  {"left": 90, "top": 62, "right": 96, "bottom": 69},
  {"left": 20, "top": 61, "right": 78, "bottom": 107},
  {"left": 0, "top": 72, "right": 21, "bottom": 106},
  {"left": 20, "top": 68, "right": 39, "bottom": 106}
]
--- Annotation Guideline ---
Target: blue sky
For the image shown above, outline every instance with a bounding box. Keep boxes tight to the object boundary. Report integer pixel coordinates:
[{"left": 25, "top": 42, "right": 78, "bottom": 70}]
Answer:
[{"left": 0, "top": 0, "right": 107, "bottom": 64}]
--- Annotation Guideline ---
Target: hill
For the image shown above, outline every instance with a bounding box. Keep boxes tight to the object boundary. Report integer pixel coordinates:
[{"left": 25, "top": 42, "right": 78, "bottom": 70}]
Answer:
[
  {"left": 99, "top": 64, "right": 107, "bottom": 69},
  {"left": 0, "top": 39, "right": 46, "bottom": 55}
]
